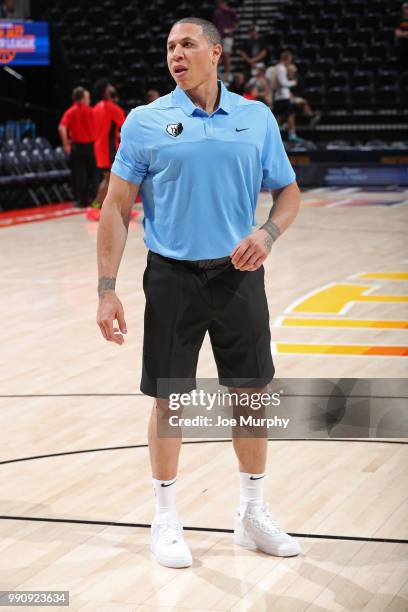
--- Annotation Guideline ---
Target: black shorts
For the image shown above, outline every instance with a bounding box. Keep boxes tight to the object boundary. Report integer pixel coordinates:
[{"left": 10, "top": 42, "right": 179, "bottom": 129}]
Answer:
[
  {"left": 140, "top": 251, "right": 275, "bottom": 398},
  {"left": 273, "top": 99, "right": 295, "bottom": 119}
]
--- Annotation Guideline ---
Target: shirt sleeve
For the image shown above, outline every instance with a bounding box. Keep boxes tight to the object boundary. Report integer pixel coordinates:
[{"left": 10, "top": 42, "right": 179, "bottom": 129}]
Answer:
[
  {"left": 276, "top": 64, "right": 296, "bottom": 88},
  {"left": 111, "top": 110, "right": 149, "bottom": 186},
  {"left": 261, "top": 108, "right": 296, "bottom": 189}
]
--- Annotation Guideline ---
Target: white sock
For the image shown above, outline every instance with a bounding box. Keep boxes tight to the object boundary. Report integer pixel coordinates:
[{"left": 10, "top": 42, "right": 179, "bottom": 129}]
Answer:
[
  {"left": 239, "top": 471, "right": 265, "bottom": 512},
  {"left": 152, "top": 477, "right": 177, "bottom": 519}
]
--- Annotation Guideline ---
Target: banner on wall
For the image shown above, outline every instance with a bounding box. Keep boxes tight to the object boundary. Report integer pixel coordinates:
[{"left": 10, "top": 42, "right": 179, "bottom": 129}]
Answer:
[{"left": 0, "top": 21, "right": 49, "bottom": 66}]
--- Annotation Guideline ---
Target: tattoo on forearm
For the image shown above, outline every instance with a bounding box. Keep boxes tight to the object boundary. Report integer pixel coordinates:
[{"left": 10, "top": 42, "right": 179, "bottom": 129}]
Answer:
[{"left": 98, "top": 276, "right": 116, "bottom": 298}]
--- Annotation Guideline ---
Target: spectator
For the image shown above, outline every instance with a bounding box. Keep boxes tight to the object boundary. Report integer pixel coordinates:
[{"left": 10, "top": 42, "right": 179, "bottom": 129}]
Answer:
[
  {"left": 243, "top": 82, "right": 258, "bottom": 100},
  {"left": 287, "top": 63, "right": 321, "bottom": 126},
  {"left": 212, "top": 0, "right": 239, "bottom": 80},
  {"left": 92, "top": 78, "right": 126, "bottom": 209},
  {"left": 0, "top": 0, "right": 22, "bottom": 18},
  {"left": 273, "top": 50, "right": 303, "bottom": 143},
  {"left": 146, "top": 89, "right": 160, "bottom": 103},
  {"left": 395, "top": 2, "right": 408, "bottom": 68},
  {"left": 229, "top": 71, "right": 246, "bottom": 95},
  {"left": 58, "top": 87, "right": 97, "bottom": 208},
  {"left": 248, "top": 62, "right": 272, "bottom": 106},
  {"left": 238, "top": 24, "right": 268, "bottom": 74}
]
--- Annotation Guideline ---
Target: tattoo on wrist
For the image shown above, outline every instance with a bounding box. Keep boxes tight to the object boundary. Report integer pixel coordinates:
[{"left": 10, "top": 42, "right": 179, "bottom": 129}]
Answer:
[
  {"left": 264, "top": 235, "right": 273, "bottom": 252},
  {"left": 260, "top": 219, "right": 281, "bottom": 243},
  {"left": 98, "top": 276, "right": 116, "bottom": 298}
]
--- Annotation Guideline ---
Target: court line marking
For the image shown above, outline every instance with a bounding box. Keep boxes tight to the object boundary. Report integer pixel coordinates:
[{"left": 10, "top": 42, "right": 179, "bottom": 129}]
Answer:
[
  {"left": 1, "top": 393, "right": 407, "bottom": 399},
  {"left": 273, "top": 315, "right": 408, "bottom": 329},
  {"left": 283, "top": 282, "right": 382, "bottom": 316},
  {"left": 0, "top": 514, "right": 406, "bottom": 544},
  {"left": 356, "top": 272, "right": 408, "bottom": 281},
  {"left": 0, "top": 278, "right": 141, "bottom": 284},
  {"left": 1, "top": 439, "right": 406, "bottom": 467},
  {"left": 272, "top": 342, "right": 408, "bottom": 357}
]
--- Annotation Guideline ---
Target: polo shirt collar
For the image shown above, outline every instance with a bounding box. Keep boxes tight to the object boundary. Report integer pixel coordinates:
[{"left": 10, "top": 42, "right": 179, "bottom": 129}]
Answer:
[{"left": 172, "top": 80, "right": 232, "bottom": 116}]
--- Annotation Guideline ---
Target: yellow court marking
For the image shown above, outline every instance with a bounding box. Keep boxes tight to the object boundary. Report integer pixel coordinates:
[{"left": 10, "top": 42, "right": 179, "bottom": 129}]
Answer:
[
  {"left": 275, "top": 343, "right": 408, "bottom": 357},
  {"left": 357, "top": 272, "right": 408, "bottom": 281},
  {"left": 279, "top": 317, "right": 408, "bottom": 329},
  {"left": 290, "top": 283, "right": 408, "bottom": 315}
]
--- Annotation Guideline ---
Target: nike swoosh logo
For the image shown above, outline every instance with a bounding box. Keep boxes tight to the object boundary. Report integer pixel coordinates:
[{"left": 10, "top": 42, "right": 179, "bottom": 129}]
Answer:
[
  {"left": 161, "top": 480, "right": 176, "bottom": 487},
  {"left": 250, "top": 475, "right": 265, "bottom": 480},
  {"left": 236, "top": 128, "right": 249, "bottom": 132}
]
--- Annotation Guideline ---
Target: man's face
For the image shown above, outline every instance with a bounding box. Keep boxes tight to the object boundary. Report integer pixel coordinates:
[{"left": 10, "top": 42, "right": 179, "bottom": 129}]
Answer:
[
  {"left": 83, "top": 90, "right": 90, "bottom": 105},
  {"left": 167, "top": 23, "right": 220, "bottom": 90}
]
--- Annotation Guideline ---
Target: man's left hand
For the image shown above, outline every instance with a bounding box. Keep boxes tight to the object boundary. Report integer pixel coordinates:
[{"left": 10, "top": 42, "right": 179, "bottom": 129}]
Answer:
[{"left": 230, "top": 229, "right": 274, "bottom": 271}]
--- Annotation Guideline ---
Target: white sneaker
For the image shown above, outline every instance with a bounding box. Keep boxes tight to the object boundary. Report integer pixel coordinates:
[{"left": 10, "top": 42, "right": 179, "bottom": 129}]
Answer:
[
  {"left": 234, "top": 503, "right": 302, "bottom": 557},
  {"left": 150, "top": 515, "right": 192, "bottom": 568}
]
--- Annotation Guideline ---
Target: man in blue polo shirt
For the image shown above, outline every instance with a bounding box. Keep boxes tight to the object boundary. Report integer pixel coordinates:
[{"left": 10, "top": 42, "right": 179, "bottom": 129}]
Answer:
[{"left": 96, "top": 17, "right": 301, "bottom": 568}]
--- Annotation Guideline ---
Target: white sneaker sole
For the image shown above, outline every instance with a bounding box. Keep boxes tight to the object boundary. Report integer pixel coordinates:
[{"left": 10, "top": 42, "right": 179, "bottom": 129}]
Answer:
[
  {"left": 234, "top": 520, "right": 302, "bottom": 557},
  {"left": 150, "top": 544, "right": 192, "bottom": 568}
]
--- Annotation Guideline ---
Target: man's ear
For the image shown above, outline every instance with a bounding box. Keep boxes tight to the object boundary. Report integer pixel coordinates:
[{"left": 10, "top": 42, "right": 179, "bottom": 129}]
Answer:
[{"left": 213, "top": 44, "right": 223, "bottom": 64}]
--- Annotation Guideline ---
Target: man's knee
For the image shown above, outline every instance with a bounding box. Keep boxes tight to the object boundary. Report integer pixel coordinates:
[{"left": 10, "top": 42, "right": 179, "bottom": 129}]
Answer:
[{"left": 152, "top": 397, "right": 184, "bottom": 420}]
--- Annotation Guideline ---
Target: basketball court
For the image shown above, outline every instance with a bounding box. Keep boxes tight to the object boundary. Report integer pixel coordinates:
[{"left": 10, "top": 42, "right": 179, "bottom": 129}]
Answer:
[{"left": 0, "top": 188, "right": 407, "bottom": 610}]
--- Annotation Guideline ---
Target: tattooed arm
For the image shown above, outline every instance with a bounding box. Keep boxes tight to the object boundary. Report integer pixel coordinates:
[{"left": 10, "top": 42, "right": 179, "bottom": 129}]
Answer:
[
  {"left": 96, "top": 173, "right": 140, "bottom": 344},
  {"left": 231, "top": 181, "right": 301, "bottom": 271}
]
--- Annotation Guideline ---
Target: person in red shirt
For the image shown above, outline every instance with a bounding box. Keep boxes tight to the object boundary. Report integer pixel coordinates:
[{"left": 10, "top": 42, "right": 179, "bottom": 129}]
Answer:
[
  {"left": 59, "top": 87, "right": 97, "bottom": 208},
  {"left": 243, "top": 83, "right": 258, "bottom": 100},
  {"left": 92, "top": 79, "right": 126, "bottom": 208}
]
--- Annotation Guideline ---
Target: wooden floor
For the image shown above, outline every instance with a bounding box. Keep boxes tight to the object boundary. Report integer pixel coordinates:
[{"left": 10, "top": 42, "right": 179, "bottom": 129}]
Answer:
[{"left": 0, "top": 189, "right": 407, "bottom": 611}]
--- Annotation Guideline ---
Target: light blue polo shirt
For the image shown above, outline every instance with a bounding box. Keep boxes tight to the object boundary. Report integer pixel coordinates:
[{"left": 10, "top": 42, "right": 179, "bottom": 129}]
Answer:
[{"left": 112, "top": 81, "right": 296, "bottom": 260}]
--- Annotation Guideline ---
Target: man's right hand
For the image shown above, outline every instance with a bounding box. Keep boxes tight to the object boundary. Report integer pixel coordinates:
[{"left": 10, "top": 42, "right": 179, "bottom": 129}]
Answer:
[
  {"left": 97, "top": 291, "right": 127, "bottom": 345},
  {"left": 63, "top": 142, "right": 71, "bottom": 155}
]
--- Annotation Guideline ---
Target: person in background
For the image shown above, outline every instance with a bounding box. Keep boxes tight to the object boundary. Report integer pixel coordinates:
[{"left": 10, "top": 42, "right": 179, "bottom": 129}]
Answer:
[
  {"left": 0, "top": 0, "right": 22, "bottom": 18},
  {"left": 212, "top": 0, "right": 239, "bottom": 81},
  {"left": 58, "top": 87, "right": 97, "bottom": 208},
  {"left": 287, "top": 63, "right": 321, "bottom": 126},
  {"left": 248, "top": 62, "right": 272, "bottom": 107},
  {"left": 146, "top": 89, "right": 160, "bottom": 103},
  {"left": 229, "top": 71, "right": 246, "bottom": 95},
  {"left": 273, "top": 50, "right": 302, "bottom": 143},
  {"left": 92, "top": 79, "right": 126, "bottom": 210},
  {"left": 238, "top": 24, "right": 268, "bottom": 74},
  {"left": 242, "top": 82, "right": 258, "bottom": 100},
  {"left": 395, "top": 2, "right": 408, "bottom": 69}
]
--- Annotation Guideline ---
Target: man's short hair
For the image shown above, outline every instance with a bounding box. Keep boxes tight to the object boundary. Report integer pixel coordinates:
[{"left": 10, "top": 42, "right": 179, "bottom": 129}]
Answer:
[
  {"left": 72, "top": 86, "right": 85, "bottom": 102},
  {"left": 93, "top": 78, "right": 110, "bottom": 102},
  {"left": 280, "top": 50, "right": 292, "bottom": 61},
  {"left": 172, "top": 17, "right": 222, "bottom": 46}
]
